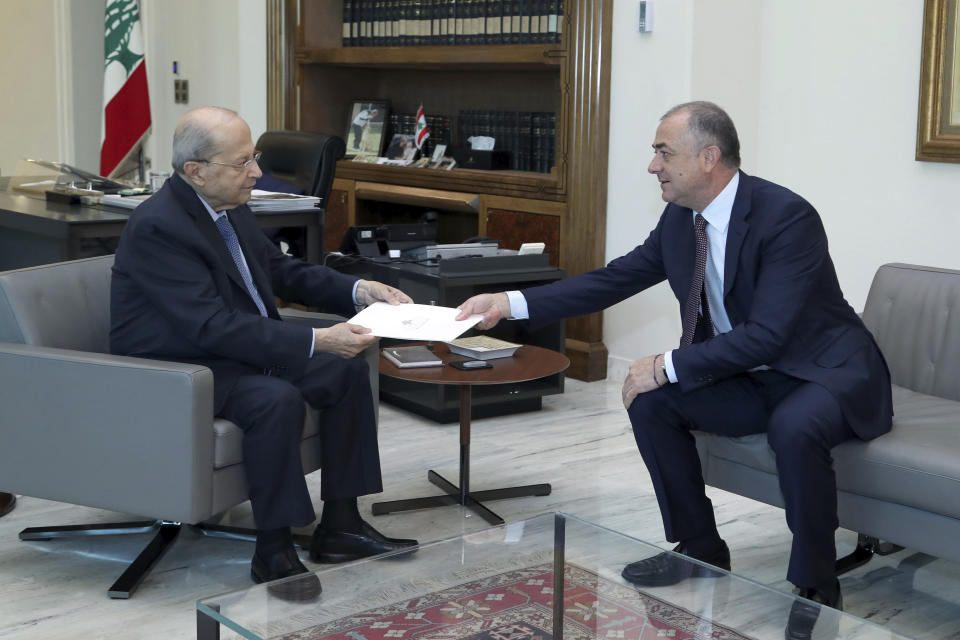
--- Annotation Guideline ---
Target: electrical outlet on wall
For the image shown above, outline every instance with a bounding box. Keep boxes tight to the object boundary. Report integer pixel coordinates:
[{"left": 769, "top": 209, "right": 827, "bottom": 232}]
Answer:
[{"left": 174, "top": 78, "right": 189, "bottom": 104}]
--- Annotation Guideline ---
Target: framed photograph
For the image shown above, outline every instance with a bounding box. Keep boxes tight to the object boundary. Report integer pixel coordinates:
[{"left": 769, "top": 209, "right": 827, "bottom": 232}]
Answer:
[
  {"left": 346, "top": 100, "right": 389, "bottom": 160},
  {"left": 916, "top": 0, "right": 960, "bottom": 162},
  {"left": 384, "top": 133, "right": 418, "bottom": 163}
]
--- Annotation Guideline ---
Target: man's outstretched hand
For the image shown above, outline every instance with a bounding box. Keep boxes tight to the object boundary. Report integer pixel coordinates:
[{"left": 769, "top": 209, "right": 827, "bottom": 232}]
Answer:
[
  {"left": 313, "top": 322, "right": 378, "bottom": 358},
  {"left": 456, "top": 292, "right": 511, "bottom": 330},
  {"left": 356, "top": 280, "right": 413, "bottom": 306}
]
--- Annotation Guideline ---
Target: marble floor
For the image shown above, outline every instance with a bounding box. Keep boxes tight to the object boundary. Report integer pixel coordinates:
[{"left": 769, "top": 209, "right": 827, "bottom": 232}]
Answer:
[{"left": 1, "top": 378, "right": 959, "bottom": 639}]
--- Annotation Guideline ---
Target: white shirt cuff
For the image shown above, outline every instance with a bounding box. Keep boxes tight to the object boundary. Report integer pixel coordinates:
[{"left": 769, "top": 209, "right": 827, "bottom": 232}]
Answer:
[
  {"left": 352, "top": 280, "right": 361, "bottom": 305},
  {"left": 664, "top": 350, "right": 678, "bottom": 383},
  {"left": 505, "top": 290, "right": 529, "bottom": 320}
]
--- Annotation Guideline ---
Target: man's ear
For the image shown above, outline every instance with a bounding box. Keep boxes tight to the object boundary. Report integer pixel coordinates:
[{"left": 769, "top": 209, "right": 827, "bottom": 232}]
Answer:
[
  {"left": 182, "top": 161, "right": 205, "bottom": 186},
  {"left": 701, "top": 145, "right": 721, "bottom": 172}
]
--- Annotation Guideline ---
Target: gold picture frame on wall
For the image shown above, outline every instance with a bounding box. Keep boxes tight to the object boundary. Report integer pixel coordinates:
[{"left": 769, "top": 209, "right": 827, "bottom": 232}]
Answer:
[{"left": 917, "top": 0, "right": 960, "bottom": 162}]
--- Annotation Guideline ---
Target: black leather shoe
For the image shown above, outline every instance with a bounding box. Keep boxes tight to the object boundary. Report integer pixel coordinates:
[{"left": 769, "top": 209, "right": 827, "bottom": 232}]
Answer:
[
  {"left": 621, "top": 540, "right": 731, "bottom": 587},
  {"left": 251, "top": 546, "right": 322, "bottom": 602},
  {"left": 785, "top": 579, "right": 843, "bottom": 640},
  {"left": 310, "top": 519, "right": 418, "bottom": 563}
]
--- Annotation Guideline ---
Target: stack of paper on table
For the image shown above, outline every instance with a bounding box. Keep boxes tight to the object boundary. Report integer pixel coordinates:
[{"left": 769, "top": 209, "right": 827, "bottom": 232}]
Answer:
[{"left": 446, "top": 335, "right": 522, "bottom": 360}]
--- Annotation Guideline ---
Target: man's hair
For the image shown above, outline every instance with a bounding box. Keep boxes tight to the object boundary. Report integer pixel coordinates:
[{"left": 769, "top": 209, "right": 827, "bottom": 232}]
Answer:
[
  {"left": 171, "top": 106, "right": 239, "bottom": 174},
  {"left": 663, "top": 101, "right": 741, "bottom": 168}
]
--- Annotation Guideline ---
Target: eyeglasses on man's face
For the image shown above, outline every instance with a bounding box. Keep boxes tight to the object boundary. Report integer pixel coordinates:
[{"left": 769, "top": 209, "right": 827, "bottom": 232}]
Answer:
[{"left": 202, "top": 151, "right": 262, "bottom": 171}]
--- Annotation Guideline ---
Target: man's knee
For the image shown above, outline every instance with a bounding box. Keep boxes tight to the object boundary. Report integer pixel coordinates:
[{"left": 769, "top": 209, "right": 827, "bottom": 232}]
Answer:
[
  {"left": 627, "top": 388, "right": 674, "bottom": 434},
  {"left": 258, "top": 379, "right": 306, "bottom": 423}
]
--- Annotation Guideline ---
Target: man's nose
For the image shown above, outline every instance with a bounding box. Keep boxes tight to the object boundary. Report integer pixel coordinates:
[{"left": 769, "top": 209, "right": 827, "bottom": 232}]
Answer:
[
  {"left": 250, "top": 163, "right": 263, "bottom": 179},
  {"left": 648, "top": 157, "right": 659, "bottom": 174}
]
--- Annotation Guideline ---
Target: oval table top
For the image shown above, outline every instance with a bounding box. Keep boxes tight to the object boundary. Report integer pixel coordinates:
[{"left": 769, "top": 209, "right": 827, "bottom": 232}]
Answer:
[{"left": 379, "top": 342, "right": 569, "bottom": 386}]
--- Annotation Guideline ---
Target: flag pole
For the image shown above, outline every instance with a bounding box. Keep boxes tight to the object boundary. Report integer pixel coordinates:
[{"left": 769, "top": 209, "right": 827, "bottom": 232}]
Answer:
[{"left": 138, "top": 147, "right": 145, "bottom": 185}]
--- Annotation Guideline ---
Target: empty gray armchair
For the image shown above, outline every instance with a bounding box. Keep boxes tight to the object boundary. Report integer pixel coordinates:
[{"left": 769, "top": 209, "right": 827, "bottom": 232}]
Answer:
[{"left": 0, "top": 255, "right": 378, "bottom": 598}]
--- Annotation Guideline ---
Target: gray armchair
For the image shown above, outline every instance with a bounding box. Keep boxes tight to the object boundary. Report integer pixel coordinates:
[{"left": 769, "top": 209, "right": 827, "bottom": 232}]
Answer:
[{"left": 0, "top": 255, "right": 378, "bottom": 598}]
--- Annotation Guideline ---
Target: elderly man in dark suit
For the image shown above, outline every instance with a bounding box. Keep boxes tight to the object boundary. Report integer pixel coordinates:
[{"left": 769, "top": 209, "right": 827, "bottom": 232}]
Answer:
[
  {"left": 457, "top": 101, "right": 892, "bottom": 639},
  {"left": 111, "top": 106, "right": 416, "bottom": 598}
]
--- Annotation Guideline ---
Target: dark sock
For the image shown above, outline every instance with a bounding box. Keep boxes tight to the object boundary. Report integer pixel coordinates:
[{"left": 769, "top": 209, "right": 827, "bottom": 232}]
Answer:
[
  {"left": 681, "top": 531, "right": 725, "bottom": 559},
  {"left": 255, "top": 527, "right": 294, "bottom": 558},
  {"left": 319, "top": 498, "right": 363, "bottom": 533}
]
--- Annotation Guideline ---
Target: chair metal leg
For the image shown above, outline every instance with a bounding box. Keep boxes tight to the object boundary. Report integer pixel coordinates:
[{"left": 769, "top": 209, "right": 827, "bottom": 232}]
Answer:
[
  {"left": 108, "top": 522, "right": 181, "bottom": 599},
  {"left": 20, "top": 520, "right": 157, "bottom": 540},
  {"left": 0, "top": 492, "right": 15, "bottom": 517},
  {"left": 196, "top": 521, "right": 312, "bottom": 550},
  {"left": 19, "top": 519, "right": 180, "bottom": 599},
  {"left": 835, "top": 533, "right": 905, "bottom": 575}
]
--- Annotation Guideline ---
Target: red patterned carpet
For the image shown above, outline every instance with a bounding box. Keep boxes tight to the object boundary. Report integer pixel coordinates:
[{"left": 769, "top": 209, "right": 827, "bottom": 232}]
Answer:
[{"left": 281, "top": 563, "right": 754, "bottom": 640}]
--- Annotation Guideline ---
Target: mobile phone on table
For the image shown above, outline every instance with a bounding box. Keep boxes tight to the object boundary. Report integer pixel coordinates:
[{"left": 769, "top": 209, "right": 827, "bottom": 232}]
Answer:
[{"left": 449, "top": 360, "right": 492, "bottom": 370}]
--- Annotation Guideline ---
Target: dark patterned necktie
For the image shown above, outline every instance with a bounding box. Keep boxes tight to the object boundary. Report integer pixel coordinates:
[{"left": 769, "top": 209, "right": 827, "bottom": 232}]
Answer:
[
  {"left": 680, "top": 214, "right": 713, "bottom": 346},
  {"left": 214, "top": 214, "right": 268, "bottom": 317}
]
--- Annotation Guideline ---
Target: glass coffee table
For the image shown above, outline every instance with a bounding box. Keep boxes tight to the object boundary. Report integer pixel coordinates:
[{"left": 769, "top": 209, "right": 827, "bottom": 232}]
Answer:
[{"left": 197, "top": 512, "right": 910, "bottom": 640}]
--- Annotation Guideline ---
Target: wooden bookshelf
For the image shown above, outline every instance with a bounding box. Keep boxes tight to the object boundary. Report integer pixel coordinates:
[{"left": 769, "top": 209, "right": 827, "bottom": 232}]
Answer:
[{"left": 266, "top": 0, "right": 612, "bottom": 381}]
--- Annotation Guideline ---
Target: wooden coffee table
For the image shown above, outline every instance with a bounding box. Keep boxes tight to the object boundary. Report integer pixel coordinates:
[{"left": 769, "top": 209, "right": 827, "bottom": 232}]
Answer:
[{"left": 373, "top": 343, "right": 569, "bottom": 525}]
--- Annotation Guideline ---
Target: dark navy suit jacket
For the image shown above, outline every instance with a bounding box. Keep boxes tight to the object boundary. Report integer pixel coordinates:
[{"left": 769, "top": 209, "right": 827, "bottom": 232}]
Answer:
[
  {"left": 523, "top": 172, "right": 892, "bottom": 440},
  {"left": 110, "top": 173, "right": 359, "bottom": 412}
]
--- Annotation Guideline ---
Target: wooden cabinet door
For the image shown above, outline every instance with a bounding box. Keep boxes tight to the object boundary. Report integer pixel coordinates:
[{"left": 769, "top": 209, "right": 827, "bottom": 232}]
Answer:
[
  {"left": 325, "top": 188, "right": 351, "bottom": 254},
  {"left": 486, "top": 208, "right": 560, "bottom": 267}
]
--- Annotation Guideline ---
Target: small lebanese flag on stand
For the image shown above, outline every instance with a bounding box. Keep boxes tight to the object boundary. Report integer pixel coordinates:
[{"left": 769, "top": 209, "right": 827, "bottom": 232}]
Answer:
[
  {"left": 100, "top": 0, "right": 152, "bottom": 178},
  {"left": 415, "top": 104, "right": 430, "bottom": 151}
]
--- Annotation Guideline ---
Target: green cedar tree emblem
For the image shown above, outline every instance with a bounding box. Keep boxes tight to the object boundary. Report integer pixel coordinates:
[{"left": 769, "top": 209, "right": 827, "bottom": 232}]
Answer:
[{"left": 104, "top": 0, "right": 143, "bottom": 74}]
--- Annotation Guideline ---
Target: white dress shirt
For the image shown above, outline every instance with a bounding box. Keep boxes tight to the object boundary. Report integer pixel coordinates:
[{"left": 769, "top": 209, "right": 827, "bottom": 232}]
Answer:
[{"left": 506, "top": 172, "right": 741, "bottom": 385}]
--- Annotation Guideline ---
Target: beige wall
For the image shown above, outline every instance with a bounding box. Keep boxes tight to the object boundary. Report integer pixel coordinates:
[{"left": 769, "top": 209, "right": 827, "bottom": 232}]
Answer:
[
  {"left": 0, "top": 1, "right": 65, "bottom": 176},
  {"left": 604, "top": 0, "right": 960, "bottom": 378},
  {"left": 0, "top": 0, "right": 267, "bottom": 180}
]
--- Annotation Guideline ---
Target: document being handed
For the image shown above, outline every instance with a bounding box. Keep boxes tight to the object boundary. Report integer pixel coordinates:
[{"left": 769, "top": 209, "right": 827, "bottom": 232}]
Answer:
[{"left": 349, "top": 302, "right": 483, "bottom": 342}]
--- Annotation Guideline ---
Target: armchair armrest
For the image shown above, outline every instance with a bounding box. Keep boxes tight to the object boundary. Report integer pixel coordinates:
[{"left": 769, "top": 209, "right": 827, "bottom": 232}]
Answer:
[{"left": 0, "top": 342, "right": 216, "bottom": 523}]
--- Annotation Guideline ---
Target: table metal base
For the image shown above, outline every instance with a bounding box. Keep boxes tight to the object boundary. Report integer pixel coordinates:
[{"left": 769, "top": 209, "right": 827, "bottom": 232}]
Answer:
[{"left": 372, "top": 385, "right": 551, "bottom": 526}]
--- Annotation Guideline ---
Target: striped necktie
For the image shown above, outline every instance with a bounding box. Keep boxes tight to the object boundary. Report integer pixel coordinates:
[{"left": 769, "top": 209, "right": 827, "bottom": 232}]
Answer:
[
  {"left": 680, "top": 213, "right": 714, "bottom": 346},
  {"left": 214, "top": 214, "right": 268, "bottom": 317}
]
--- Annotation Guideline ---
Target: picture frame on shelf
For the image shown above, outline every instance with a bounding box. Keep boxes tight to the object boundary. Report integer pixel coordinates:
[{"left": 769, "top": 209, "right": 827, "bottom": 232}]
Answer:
[
  {"left": 346, "top": 100, "right": 389, "bottom": 160},
  {"left": 916, "top": 0, "right": 960, "bottom": 162},
  {"left": 384, "top": 134, "right": 418, "bottom": 163}
]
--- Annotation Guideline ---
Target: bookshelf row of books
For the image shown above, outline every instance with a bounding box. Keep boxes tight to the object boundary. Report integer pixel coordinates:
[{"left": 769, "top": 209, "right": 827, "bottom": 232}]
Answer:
[
  {"left": 386, "top": 110, "right": 555, "bottom": 173},
  {"left": 459, "top": 110, "right": 555, "bottom": 173},
  {"left": 342, "top": 0, "right": 564, "bottom": 47}
]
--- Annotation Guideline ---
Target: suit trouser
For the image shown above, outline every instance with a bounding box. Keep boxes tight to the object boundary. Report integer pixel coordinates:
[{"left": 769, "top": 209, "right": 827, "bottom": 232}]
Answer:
[
  {"left": 219, "top": 354, "right": 383, "bottom": 530},
  {"left": 627, "top": 369, "right": 854, "bottom": 588}
]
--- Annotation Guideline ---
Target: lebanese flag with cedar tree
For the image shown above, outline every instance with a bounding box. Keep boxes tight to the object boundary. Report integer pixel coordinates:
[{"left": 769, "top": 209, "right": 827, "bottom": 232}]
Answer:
[
  {"left": 415, "top": 104, "right": 430, "bottom": 150},
  {"left": 100, "top": 0, "right": 151, "bottom": 178}
]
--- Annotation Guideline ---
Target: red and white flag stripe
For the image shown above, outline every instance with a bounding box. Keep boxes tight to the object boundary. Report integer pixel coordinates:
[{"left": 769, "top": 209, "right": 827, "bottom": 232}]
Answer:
[
  {"left": 100, "top": 0, "right": 151, "bottom": 178},
  {"left": 415, "top": 104, "right": 430, "bottom": 150}
]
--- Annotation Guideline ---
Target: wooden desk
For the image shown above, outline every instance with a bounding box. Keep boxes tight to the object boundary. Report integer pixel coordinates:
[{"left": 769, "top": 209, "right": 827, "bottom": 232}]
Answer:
[
  {"left": 373, "top": 343, "right": 570, "bottom": 525},
  {"left": 0, "top": 190, "right": 325, "bottom": 270}
]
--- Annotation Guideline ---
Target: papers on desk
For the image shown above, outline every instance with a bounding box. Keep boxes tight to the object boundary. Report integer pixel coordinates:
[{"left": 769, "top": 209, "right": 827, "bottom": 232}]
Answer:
[
  {"left": 100, "top": 194, "right": 149, "bottom": 209},
  {"left": 349, "top": 302, "right": 482, "bottom": 342},
  {"left": 98, "top": 190, "right": 320, "bottom": 212},
  {"left": 247, "top": 190, "right": 321, "bottom": 211}
]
